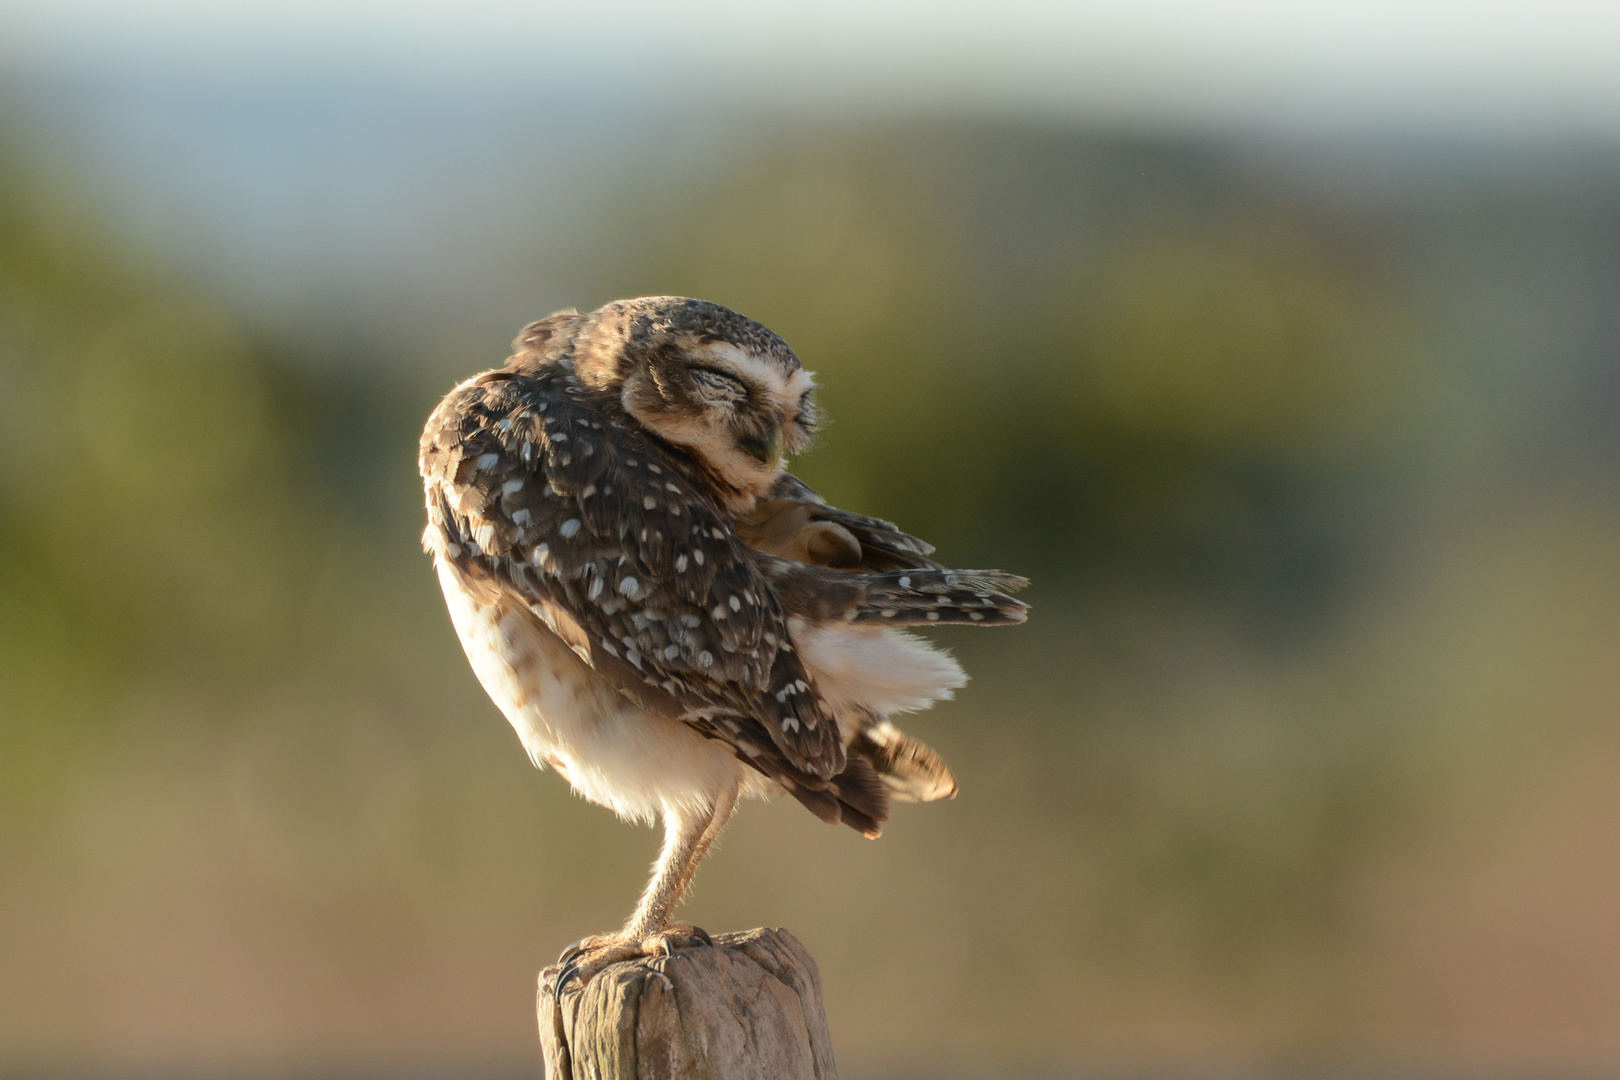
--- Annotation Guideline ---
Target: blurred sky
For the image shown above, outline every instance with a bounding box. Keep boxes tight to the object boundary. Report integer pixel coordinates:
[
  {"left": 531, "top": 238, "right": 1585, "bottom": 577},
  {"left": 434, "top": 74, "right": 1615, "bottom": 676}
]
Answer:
[{"left": 5, "top": 0, "right": 1620, "bottom": 134}]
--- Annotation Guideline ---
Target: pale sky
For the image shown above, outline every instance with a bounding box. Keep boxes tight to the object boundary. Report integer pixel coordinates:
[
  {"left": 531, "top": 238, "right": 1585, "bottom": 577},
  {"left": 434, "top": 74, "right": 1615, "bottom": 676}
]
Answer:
[{"left": 5, "top": 0, "right": 1620, "bottom": 133}]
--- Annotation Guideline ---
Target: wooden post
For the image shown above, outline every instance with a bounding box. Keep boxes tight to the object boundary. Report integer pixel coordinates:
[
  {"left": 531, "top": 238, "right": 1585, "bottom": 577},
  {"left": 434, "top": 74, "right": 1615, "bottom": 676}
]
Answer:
[{"left": 538, "top": 927, "right": 839, "bottom": 1080}]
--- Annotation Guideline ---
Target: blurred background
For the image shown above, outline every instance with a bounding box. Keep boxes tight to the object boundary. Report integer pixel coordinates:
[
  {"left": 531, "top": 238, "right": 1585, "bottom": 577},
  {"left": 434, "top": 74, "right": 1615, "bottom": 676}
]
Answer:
[{"left": 3, "top": 2, "right": 1620, "bottom": 1077}]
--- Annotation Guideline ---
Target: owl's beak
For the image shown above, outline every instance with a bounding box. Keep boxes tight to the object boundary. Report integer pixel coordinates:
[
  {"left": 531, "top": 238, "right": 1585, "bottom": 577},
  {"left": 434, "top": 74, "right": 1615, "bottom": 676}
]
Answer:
[{"left": 739, "top": 423, "right": 784, "bottom": 468}]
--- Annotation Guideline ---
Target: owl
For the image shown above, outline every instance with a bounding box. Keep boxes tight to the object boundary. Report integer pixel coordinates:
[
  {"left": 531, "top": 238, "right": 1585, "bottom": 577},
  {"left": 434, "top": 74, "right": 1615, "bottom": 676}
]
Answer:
[{"left": 419, "top": 297, "right": 1027, "bottom": 987}]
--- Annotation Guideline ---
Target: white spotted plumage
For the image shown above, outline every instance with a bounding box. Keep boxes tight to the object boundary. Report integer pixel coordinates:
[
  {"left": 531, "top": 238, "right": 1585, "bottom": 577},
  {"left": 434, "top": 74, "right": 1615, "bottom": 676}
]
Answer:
[{"left": 420, "top": 297, "right": 1027, "bottom": 969}]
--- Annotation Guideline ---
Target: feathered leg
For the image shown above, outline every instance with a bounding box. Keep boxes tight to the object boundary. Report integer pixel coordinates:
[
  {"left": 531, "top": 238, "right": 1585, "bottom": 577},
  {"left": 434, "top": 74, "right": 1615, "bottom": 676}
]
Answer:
[
  {"left": 555, "top": 783, "right": 738, "bottom": 991},
  {"left": 624, "top": 780, "right": 737, "bottom": 941},
  {"left": 662, "top": 783, "right": 737, "bottom": 922}
]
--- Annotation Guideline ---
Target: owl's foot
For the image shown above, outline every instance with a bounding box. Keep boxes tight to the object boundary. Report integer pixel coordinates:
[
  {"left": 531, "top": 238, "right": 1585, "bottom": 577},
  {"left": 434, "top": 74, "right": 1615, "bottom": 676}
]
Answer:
[{"left": 552, "top": 923, "right": 714, "bottom": 995}]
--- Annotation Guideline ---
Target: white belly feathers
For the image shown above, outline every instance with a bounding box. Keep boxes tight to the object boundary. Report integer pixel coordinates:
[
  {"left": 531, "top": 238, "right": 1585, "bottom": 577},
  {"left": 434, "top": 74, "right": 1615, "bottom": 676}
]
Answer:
[
  {"left": 436, "top": 558, "right": 764, "bottom": 824},
  {"left": 436, "top": 557, "right": 962, "bottom": 825}
]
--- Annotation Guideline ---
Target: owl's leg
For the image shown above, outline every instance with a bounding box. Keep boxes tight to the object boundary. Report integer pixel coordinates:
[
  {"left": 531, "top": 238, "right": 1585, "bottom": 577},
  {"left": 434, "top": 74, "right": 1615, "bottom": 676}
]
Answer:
[
  {"left": 622, "top": 782, "right": 736, "bottom": 943},
  {"left": 553, "top": 783, "right": 738, "bottom": 992},
  {"left": 672, "top": 780, "right": 738, "bottom": 904}
]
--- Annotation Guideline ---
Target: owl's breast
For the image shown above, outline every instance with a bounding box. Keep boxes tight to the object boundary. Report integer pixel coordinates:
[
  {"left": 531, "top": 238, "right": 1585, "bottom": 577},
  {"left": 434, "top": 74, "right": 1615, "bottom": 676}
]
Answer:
[{"left": 432, "top": 555, "right": 762, "bottom": 823}]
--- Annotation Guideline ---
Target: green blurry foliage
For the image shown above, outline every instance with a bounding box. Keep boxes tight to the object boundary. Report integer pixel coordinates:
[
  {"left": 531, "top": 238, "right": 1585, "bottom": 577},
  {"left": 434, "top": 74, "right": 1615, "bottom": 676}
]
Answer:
[
  {"left": 584, "top": 127, "right": 1427, "bottom": 608},
  {"left": 1084, "top": 217, "right": 1408, "bottom": 453},
  {"left": 0, "top": 138, "right": 418, "bottom": 819},
  {"left": 77, "top": 306, "right": 268, "bottom": 503}
]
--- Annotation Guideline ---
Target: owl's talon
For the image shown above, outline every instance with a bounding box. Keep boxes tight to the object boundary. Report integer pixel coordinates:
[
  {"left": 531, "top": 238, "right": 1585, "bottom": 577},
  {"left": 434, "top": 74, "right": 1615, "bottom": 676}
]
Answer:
[
  {"left": 550, "top": 925, "right": 716, "bottom": 993},
  {"left": 553, "top": 958, "right": 583, "bottom": 997},
  {"left": 656, "top": 921, "right": 712, "bottom": 950},
  {"left": 553, "top": 934, "right": 616, "bottom": 995}
]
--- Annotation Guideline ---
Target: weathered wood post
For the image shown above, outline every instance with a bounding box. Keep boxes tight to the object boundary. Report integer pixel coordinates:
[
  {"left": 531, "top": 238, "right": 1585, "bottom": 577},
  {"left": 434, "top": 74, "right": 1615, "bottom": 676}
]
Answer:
[{"left": 537, "top": 927, "right": 839, "bottom": 1079}]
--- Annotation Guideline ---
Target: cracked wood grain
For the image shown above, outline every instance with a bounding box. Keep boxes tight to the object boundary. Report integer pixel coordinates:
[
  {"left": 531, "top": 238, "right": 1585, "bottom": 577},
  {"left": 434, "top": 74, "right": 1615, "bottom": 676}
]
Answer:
[{"left": 538, "top": 927, "right": 838, "bottom": 1080}]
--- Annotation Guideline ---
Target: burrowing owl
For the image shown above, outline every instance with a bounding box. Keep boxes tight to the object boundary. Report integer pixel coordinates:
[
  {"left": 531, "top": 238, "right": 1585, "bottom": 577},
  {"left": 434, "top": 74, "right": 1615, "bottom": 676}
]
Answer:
[{"left": 419, "top": 297, "right": 1027, "bottom": 985}]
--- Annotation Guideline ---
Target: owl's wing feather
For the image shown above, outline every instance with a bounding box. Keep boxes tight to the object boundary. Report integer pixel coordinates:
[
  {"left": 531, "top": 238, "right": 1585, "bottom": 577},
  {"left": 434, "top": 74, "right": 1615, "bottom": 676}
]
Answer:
[
  {"left": 756, "top": 473, "right": 946, "bottom": 572},
  {"left": 750, "top": 551, "right": 1029, "bottom": 627},
  {"left": 420, "top": 365, "right": 845, "bottom": 779}
]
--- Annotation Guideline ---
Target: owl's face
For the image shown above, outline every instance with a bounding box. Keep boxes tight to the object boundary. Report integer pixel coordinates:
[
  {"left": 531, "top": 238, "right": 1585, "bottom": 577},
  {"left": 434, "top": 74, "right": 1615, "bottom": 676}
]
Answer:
[
  {"left": 572, "top": 298, "right": 817, "bottom": 508},
  {"left": 620, "top": 336, "right": 817, "bottom": 506}
]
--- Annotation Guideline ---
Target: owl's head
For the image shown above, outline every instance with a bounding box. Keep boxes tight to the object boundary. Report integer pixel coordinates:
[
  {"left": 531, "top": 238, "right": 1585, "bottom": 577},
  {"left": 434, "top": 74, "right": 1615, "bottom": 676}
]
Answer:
[{"left": 570, "top": 297, "right": 818, "bottom": 506}]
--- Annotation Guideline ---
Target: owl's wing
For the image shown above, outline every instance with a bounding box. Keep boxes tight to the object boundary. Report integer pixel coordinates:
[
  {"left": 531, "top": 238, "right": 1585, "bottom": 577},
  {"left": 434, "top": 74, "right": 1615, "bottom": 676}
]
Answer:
[
  {"left": 748, "top": 552, "right": 1029, "bottom": 627},
  {"left": 735, "top": 473, "right": 946, "bottom": 573},
  {"left": 419, "top": 365, "right": 845, "bottom": 779}
]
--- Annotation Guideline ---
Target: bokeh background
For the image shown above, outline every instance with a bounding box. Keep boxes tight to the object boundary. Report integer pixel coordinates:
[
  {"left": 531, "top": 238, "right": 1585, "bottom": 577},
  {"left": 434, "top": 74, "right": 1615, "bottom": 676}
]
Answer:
[{"left": 4, "top": 2, "right": 1620, "bottom": 1077}]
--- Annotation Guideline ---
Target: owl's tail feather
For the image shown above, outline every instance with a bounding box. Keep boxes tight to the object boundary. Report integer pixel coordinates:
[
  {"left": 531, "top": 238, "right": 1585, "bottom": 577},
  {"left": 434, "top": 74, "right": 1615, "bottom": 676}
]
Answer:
[
  {"left": 851, "top": 720, "right": 958, "bottom": 803},
  {"left": 852, "top": 569, "right": 1030, "bottom": 627},
  {"left": 779, "top": 755, "right": 891, "bottom": 839}
]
